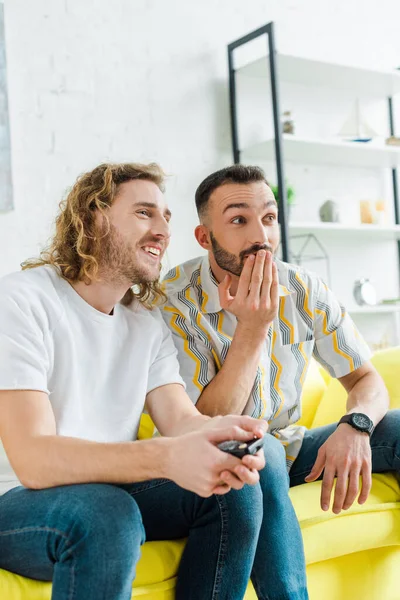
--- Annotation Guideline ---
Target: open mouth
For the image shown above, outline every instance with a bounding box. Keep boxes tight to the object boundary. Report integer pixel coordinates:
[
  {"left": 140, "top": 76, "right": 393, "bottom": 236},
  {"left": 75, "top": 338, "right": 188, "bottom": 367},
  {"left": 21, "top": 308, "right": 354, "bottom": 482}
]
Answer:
[{"left": 142, "top": 246, "right": 162, "bottom": 260}]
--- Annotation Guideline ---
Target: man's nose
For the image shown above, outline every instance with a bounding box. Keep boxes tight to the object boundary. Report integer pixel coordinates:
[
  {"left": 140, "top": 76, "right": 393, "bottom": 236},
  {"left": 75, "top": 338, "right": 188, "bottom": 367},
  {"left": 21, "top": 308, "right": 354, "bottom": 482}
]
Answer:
[
  {"left": 250, "top": 221, "right": 269, "bottom": 246},
  {"left": 152, "top": 217, "right": 170, "bottom": 240}
]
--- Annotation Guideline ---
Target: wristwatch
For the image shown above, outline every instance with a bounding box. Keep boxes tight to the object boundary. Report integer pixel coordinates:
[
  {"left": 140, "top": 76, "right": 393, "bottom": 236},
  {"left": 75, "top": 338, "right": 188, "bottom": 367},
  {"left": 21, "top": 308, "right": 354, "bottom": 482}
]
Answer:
[{"left": 337, "top": 413, "right": 374, "bottom": 436}]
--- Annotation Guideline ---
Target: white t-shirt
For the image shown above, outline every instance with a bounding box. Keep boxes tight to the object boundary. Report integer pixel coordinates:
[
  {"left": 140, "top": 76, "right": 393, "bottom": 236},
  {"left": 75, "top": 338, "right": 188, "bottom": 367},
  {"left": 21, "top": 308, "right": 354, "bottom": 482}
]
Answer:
[{"left": 0, "top": 265, "right": 184, "bottom": 495}]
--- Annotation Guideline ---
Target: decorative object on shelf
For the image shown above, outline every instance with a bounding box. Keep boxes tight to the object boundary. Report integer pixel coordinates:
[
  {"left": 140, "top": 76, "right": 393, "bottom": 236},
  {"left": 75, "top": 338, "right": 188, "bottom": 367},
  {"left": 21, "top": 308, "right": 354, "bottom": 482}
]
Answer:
[
  {"left": 281, "top": 110, "right": 294, "bottom": 134},
  {"left": 385, "top": 135, "right": 400, "bottom": 146},
  {"left": 319, "top": 199, "right": 340, "bottom": 223},
  {"left": 360, "top": 200, "right": 374, "bottom": 224},
  {"left": 353, "top": 278, "right": 377, "bottom": 306},
  {"left": 288, "top": 233, "right": 331, "bottom": 286},
  {"left": 359, "top": 200, "right": 386, "bottom": 225},
  {"left": 374, "top": 200, "right": 386, "bottom": 225},
  {"left": 339, "top": 98, "right": 377, "bottom": 143}
]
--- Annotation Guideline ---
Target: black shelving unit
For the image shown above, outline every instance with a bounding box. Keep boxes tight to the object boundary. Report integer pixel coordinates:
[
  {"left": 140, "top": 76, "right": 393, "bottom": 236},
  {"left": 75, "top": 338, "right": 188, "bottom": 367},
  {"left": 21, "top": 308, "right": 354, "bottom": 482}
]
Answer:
[{"left": 227, "top": 22, "right": 400, "bottom": 285}]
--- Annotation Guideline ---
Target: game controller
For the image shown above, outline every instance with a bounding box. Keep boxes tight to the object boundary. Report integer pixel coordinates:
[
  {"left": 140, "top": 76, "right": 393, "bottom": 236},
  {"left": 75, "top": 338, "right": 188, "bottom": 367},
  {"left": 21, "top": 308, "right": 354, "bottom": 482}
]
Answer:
[{"left": 217, "top": 436, "right": 265, "bottom": 458}]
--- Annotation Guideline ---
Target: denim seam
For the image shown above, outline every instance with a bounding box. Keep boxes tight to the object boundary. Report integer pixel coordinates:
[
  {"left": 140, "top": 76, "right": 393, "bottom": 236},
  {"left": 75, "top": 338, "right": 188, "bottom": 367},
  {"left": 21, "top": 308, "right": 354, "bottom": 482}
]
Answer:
[
  {"left": 0, "top": 526, "right": 71, "bottom": 542},
  {"left": 68, "top": 560, "right": 76, "bottom": 600},
  {"left": 211, "top": 494, "right": 228, "bottom": 600}
]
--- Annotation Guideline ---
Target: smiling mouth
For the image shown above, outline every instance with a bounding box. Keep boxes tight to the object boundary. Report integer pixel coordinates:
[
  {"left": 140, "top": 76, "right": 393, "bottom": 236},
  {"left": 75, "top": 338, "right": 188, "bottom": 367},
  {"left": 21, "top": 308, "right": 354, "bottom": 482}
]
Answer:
[{"left": 142, "top": 246, "right": 162, "bottom": 259}]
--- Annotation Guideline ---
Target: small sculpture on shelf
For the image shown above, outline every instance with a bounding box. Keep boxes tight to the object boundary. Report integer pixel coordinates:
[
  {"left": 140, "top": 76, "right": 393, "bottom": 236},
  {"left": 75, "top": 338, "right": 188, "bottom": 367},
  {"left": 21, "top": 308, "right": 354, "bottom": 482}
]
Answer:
[
  {"left": 386, "top": 136, "right": 400, "bottom": 146},
  {"left": 339, "top": 99, "right": 376, "bottom": 143},
  {"left": 359, "top": 200, "right": 386, "bottom": 225},
  {"left": 281, "top": 110, "right": 295, "bottom": 135},
  {"left": 319, "top": 200, "right": 340, "bottom": 223}
]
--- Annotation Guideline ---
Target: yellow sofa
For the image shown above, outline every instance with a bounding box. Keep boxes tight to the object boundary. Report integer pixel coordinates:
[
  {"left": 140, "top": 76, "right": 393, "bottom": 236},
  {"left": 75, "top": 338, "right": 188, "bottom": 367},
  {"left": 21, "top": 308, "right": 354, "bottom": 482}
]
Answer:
[{"left": 1, "top": 347, "right": 400, "bottom": 599}]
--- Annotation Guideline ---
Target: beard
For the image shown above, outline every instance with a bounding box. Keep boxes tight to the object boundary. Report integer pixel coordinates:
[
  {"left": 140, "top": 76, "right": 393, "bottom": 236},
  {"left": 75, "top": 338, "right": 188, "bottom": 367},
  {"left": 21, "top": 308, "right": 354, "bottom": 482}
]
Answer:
[
  {"left": 96, "top": 222, "right": 160, "bottom": 286},
  {"left": 210, "top": 231, "right": 274, "bottom": 277}
]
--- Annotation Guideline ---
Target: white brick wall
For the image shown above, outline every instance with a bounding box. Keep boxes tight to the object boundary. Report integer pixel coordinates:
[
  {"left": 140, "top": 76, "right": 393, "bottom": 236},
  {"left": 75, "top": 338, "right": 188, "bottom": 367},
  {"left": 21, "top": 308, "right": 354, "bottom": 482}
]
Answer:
[{"left": 2, "top": 0, "right": 400, "bottom": 325}]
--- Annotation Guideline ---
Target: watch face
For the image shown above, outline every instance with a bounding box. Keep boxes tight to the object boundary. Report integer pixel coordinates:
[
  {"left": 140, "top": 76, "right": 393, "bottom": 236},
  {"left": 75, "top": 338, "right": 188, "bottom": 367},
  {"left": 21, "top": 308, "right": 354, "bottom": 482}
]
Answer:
[{"left": 352, "top": 413, "right": 372, "bottom": 431}]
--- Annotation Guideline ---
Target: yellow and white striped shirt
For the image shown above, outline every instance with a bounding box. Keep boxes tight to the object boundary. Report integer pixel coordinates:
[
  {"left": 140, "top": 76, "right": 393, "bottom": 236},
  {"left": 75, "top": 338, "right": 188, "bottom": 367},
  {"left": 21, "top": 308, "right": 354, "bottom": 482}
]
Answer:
[{"left": 161, "top": 255, "right": 371, "bottom": 468}]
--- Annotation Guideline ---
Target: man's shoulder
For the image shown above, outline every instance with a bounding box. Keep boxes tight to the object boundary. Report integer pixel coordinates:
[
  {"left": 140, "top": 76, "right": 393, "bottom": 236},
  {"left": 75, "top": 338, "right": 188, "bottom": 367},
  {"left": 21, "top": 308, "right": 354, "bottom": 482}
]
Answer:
[
  {"left": 277, "top": 259, "right": 321, "bottom": 294},
  {"left": 162, "top": 256, "right": 205, "bottom": 297},
  {"left": 0, "top": 266, "right": 64, "bottom": 324}
]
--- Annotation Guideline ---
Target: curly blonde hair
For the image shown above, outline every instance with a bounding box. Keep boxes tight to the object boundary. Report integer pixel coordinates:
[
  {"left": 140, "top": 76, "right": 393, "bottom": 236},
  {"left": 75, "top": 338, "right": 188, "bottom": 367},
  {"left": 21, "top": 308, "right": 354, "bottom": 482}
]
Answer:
[{"left": 22, "top": 162, "right": 167, "bottom": 309}]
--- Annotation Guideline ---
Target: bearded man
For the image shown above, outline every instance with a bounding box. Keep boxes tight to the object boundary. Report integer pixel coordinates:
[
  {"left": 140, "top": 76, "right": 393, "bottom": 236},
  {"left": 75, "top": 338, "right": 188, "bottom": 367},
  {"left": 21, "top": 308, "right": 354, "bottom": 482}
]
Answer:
[{"left": 162, "top": 164, "right": 400, "bottom": 600}]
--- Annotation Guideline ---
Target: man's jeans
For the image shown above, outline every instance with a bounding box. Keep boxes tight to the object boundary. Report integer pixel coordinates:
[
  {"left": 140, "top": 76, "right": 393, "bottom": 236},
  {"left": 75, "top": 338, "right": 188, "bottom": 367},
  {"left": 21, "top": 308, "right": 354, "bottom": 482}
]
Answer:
[{"left": 0, "top": 411, "right": 399, "bottom": 600}]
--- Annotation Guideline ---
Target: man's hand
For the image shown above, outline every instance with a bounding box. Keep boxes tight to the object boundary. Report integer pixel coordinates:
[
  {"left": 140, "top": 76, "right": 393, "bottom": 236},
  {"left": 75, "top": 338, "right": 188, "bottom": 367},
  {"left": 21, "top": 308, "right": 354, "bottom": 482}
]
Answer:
[
  {"left": 305, "top": 424, "right": 372, "bottom": 513},
  {"left": 218, "top": 250, "right": 279, "bottom": 337},
  {"left": 200, "top": 414, "right": 268, "bottom": 438},
  {"left": 165, "top": 419, "right": 267, "bottom": 498}
]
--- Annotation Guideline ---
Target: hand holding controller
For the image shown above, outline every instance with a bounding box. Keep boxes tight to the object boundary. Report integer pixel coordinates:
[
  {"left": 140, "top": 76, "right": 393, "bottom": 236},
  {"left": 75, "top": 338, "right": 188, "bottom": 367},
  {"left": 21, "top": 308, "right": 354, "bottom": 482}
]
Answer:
[{"left": 218, "top": 436, "right": 265, "bottom": 458}]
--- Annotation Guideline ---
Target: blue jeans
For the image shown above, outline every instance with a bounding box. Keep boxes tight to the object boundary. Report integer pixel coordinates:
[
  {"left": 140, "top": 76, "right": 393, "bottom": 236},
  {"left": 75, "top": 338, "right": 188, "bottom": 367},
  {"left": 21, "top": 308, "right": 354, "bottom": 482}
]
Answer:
[
  {"left": 252, "top": 409, "right": 400, "bottom": 600},
  {"left": 1, "top": 411, "right": 399, "bottom": 600},
  {"left": 0, "top": 433, "right": 308, "bottom": 600},
  {"left": 0, "top": 479, "right": 263, "bottom": 600}
]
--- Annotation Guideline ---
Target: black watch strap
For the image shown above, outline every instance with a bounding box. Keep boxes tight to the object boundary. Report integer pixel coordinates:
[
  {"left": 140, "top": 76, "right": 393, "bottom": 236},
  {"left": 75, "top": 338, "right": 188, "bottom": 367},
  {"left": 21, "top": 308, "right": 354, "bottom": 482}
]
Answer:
[{"left": 337, "top": 413, "right": 374, "bottom": 436}]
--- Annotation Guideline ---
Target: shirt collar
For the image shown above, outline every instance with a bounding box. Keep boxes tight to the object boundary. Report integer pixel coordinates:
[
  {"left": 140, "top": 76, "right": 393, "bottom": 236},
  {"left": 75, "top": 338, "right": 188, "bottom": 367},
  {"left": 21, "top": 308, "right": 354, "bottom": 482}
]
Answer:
[{"left": 199, "top": 255, "right": 294, "bottom": 315}]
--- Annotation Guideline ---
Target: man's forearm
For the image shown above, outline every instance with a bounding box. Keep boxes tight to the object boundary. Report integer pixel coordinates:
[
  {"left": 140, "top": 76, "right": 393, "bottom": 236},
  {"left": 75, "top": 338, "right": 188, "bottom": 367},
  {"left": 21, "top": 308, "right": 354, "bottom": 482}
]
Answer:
[
  {"left": 16, "top": 435, "right": 172, "bottom": 490},
  {"left": 166, "top": 413, "right": 211, "bottom": 436},
  {"left": 346, "top": 371, "right": 389, "bottom": 425},
  {"left": 196, "top": 323, "right": 268, "bottom": 417}
]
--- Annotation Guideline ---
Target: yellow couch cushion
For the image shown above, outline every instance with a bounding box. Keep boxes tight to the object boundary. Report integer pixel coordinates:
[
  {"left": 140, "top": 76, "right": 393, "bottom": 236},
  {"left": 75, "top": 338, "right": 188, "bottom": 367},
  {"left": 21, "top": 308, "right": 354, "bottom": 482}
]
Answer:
[
  {"left": 311, "top": 346, "right": 400, "bottom": 429},
  {"left": 296, "top": 359, "right": 328, "bottom": 429}
]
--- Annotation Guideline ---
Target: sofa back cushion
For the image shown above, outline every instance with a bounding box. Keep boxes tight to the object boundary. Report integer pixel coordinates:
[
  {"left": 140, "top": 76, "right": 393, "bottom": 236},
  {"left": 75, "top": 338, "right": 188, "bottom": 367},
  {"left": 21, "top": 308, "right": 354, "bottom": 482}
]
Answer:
[
  {"left": 296, "top": 359, "right": 328, "bottom": 429},
  {"left": 311, "top": 346, "right": 400, "bottom": 429}
]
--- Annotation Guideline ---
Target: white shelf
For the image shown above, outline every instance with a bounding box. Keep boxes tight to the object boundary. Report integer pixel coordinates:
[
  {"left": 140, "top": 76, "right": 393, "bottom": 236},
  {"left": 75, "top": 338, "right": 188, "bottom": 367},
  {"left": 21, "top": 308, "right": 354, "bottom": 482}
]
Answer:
[
  {"left": 288, "top": 222, "right": 400, "bottom": 240},
  {"left": 348, "top": 305, "right": 400, "bottom": 315},
  {"left": 237, "top": 53, "right": 400, "bottom": 97},
  {"left": 242, "top": 135, "right": 400, "bottom": 169}
]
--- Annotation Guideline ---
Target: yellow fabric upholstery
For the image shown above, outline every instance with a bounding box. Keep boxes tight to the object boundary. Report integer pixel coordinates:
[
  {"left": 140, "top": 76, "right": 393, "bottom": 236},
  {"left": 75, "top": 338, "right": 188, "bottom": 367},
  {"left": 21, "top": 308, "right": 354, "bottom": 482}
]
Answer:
[
  {"left": 312, "top": 346, "right": 400, "bottom": 428},
  {"left": 1, "top": 347, "right": 400, "bottom": 599},
  {"left": 296, "top": 359, "right": 328, "bottom": 429}
]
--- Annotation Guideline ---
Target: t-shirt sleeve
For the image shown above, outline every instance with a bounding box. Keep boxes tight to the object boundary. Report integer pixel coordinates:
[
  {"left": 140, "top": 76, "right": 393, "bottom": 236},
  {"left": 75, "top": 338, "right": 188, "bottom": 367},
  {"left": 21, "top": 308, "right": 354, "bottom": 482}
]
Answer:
[
  {"left": 0, "top": 290, "right": 50, "bottom": 393},
  {"left": 312, "top": 278, "right": 372, "bottom": 378},
  {"left": 146, "top": 310, "right": 185, "bottom": 394},
  {"left": 161, "top": 300, "right": 217, "bottom": 405}
]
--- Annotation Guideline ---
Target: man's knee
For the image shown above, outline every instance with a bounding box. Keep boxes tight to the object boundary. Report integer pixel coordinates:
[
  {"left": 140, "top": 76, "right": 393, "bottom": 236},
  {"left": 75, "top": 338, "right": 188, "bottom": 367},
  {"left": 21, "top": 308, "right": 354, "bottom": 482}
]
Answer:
[
  {"left": 61, "top": 484, "right": 145, "bottom": 558},
  {"left": 376, "top": 409, "right": 400, "bottom": 440},
  {"left": 218, "top": 483, "right": 263, "bottom": 539},
  {"left": 258, "top": 433, "right": 289, "bottom": 490}
]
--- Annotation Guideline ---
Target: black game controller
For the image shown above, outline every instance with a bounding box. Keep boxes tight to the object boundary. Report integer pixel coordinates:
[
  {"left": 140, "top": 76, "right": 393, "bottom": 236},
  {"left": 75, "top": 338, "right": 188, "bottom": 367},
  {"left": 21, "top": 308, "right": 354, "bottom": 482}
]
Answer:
[{"left": 217, "top": 436, "right": 265, "bottom": 458}]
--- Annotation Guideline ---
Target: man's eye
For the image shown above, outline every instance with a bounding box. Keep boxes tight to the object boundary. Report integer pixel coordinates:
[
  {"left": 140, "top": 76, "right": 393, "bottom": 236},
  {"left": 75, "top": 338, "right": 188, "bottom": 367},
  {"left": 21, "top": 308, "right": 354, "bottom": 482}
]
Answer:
[
  {"left": 231, "top": 217, "right": 245, "bottom": 224},
  {"left": 265, "top": 214, "right": 277, "bottom": 222},
  {"left": 138, "top": 210, "right": 150, "bottom": 217}
]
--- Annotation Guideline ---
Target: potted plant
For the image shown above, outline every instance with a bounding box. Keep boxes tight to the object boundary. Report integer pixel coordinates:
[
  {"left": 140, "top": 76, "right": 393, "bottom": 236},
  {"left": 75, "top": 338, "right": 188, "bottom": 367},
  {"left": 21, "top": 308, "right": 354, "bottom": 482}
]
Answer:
[{"left": 270, "top": 182, "right": 295, "bottom": 219}]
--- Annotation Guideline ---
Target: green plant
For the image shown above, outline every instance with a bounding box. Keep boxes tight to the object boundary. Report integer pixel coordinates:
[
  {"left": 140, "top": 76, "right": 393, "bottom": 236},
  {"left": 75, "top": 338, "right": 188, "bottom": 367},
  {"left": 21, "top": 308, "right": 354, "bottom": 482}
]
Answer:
[{"left": 270, "top": 182, "right": 295, "bottom": 205}]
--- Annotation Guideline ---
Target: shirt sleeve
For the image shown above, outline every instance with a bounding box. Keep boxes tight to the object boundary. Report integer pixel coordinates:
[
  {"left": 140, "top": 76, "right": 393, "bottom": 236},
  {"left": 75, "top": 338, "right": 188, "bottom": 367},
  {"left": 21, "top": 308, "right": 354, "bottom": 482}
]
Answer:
[
  {"left": 146, "top": 309, "right": 185, "bottom": 394},
  {"left": 312, "top": 278, "right": 372, "bottom": 378},
  {"left": 0, "top": 289, "right": 50, "bottom": 393},
  {"left": 161, "top": 299, "right": 217, "bottom": 405}
]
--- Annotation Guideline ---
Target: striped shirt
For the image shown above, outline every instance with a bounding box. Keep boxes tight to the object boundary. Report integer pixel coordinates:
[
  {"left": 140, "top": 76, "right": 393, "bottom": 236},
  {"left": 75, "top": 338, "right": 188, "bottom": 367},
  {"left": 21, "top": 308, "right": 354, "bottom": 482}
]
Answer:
[{"left": 161, "top": 255, "right": 371, "bottom": 468}]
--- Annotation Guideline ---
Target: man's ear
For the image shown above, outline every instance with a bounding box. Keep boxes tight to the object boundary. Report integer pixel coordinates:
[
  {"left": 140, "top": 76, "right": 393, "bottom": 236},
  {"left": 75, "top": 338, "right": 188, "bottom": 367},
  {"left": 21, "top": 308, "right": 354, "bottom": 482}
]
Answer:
[{"left": 195, "top": 224, "right": 211, "bottom": 251}]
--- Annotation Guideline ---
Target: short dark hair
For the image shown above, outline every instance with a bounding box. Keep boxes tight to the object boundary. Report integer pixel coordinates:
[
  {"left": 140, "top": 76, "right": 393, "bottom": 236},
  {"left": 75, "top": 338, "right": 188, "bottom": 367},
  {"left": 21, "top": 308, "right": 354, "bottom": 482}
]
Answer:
[{"left": 195, "top": 164, "right": 269, "bottom": 219}]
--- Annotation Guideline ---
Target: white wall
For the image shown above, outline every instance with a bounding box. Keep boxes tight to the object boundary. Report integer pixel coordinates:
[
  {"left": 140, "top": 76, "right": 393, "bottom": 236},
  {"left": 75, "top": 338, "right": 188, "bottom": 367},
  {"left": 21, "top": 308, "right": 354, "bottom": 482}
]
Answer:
[{"left": 2, "top": 0, "right": 400, "bottom": 330}]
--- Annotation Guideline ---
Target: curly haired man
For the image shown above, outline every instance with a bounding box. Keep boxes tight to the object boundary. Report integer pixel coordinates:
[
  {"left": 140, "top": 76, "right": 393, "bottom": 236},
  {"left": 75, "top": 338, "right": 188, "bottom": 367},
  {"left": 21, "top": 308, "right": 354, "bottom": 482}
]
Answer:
[{"left": 0, "top": 163, "right": 268, "bottom": 600}]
